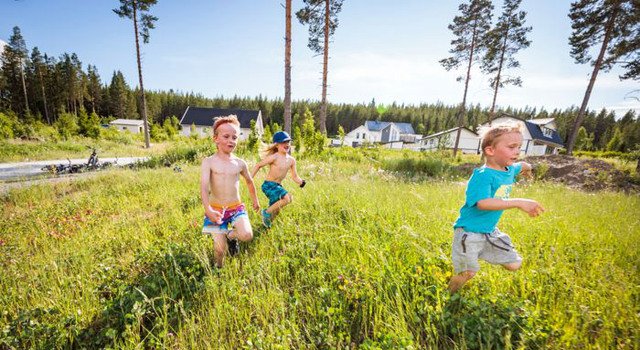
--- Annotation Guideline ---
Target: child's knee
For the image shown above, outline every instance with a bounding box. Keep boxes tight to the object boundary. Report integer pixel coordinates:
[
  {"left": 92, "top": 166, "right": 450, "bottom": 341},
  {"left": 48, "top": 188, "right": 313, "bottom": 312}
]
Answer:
[
  {"left": 502, "top": 262, "right": 521, "bottom": 271},
  {"left": 235, "top": 228, "right": 253, "bottom": 242}
]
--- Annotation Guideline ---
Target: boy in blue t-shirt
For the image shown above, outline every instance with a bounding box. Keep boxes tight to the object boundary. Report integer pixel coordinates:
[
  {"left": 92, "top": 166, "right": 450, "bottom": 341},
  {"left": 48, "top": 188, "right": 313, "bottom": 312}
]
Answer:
[{"left": 448, "top": 122, "right": 545, "bottom": 293}]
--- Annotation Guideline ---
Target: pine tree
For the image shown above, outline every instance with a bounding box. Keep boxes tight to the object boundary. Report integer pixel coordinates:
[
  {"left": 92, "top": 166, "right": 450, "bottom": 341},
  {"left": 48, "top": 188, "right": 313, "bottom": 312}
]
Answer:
[
  {"left": 114, "top": 0, "right": 158, "bottom": 148},
  {"left": 482, "top": 0, "right": 531, "bottom": 121},
  {"left": 284, "top": 0, "right": 292, "bottom": 134},
  {"left": 440, "top": 0, "right": 493, "bottom": 156},
  {"left": 297, "top": 0, "right": 344, "bottom": 134},
  {"left": 565, "top": 0, "right": 638, "bottom": 154}
]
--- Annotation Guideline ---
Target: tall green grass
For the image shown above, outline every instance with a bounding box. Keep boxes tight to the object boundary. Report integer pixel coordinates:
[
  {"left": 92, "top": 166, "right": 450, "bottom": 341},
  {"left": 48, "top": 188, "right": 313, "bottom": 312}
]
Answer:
[{"left": 1, "top": 157, "right": 638, "bottom": 348}]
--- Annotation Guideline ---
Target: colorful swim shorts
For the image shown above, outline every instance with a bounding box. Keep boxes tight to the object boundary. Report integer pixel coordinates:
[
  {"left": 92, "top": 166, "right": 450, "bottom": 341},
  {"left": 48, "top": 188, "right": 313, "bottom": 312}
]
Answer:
[
  {"left": 202, "top": 202, "right": 248, "bottom": 235},
  {"left": 262, "top": 181, "right": 289, "bottom": 207}
]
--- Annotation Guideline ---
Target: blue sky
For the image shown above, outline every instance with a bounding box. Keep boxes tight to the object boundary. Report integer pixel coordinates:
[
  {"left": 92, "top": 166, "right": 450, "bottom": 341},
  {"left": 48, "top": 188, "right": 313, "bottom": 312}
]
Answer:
[{"left": 2, "top": 0, "right": 638, "bottom": 117}]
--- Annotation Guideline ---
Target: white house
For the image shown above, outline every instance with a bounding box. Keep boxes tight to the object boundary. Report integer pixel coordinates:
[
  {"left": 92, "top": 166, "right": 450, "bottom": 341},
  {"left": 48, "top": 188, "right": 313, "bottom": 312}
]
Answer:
[
  {"left": 421, "top": 127, "right": 480, "bottom": 154},
  {"left": 179, "top": 107, "right": 264, "bottom": 141},
  {"left": 480, "top": 114, "right": 564, "bottom": 155},
  {"left": 419, "top": 114, "right": 565, "bottom": 155},
  {"left": 109, "top": 119, "right": 144, "bottom": 133},
  {"left": 343, "top": 120, "right": 421, "bottom": 147}
]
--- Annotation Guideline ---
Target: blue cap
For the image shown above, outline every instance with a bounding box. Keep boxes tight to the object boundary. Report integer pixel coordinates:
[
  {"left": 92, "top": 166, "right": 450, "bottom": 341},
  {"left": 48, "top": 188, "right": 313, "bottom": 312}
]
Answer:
[{"left": 273, "top": 131, "right": 292, "bottom": 143}]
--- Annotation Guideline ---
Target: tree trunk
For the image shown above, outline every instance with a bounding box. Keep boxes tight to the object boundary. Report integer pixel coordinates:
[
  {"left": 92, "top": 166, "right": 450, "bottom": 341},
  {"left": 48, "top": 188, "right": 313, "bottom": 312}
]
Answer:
[
  {"left": 488, "top": 26, "right": 509, "bottom": 124},
  {"left": 38, "top": 65, "right": 50, "bottom": 124},
  {"left": 19, "top": 61, "right": 30, "bottom": 115},
  {"left": 453, "top": 22, "right": 478, "bottom": 157},
  {"left": 566, "top": 7, "right": 617, "bottom": 155},
  {"left": 320, "top": 0, "right": 329, "bottom": 135},
  {"left": 284, "top": 0, "right": 292, "bottom": 134},
  {"left": 133, "top": 0, "right": 151, "bottom": 148}
]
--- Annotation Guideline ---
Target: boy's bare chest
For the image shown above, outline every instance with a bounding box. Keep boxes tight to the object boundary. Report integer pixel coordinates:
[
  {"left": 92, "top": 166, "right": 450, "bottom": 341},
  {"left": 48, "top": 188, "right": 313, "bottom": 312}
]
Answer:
[
  {"left": 211, "top": 160, "right": 242, "bottom": 176},
  {"left": 273, "top": 156, "right": 292, "bottom": 169}
]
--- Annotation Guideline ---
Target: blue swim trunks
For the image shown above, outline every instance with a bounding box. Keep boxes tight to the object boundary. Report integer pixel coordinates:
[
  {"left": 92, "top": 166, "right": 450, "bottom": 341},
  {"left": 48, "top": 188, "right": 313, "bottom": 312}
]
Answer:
[
  {"left": 262, "top": 181, "right": 289, "bottom": 207},
  {"left": 202, "top": 203, "right": 247, "bottom": 235}
]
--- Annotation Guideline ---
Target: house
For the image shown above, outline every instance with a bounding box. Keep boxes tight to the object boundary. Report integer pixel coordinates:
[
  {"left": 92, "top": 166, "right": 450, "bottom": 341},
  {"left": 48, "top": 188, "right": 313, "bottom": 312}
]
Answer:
[
  {"left": 479, "top": 114, "right": 564, "bottom": 155},
  {"left": 343, "top": 120, "right": 421, "bottom": 147},
  {"left": 421, "top": 127, "right": 480, "bottom": 154},
  {"left": 109, "top": 119, "right": 145, "bottom": 134},
  {"left": 179, "top": 107, "right": 264, "bottom": 141}
]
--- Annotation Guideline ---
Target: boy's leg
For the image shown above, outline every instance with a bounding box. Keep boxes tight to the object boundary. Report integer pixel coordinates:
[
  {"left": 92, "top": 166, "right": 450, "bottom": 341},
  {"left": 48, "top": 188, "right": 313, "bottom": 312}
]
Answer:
[
  {"left": 266, "top": 194, "right": 292, "bottom": 215},
  {"left": 501, "top": 262, "right": 521, "bottom": 271},
  {"left": 228, "top": 216, "right": 253, "bottom": 242},
  {"left": 448, "top": 270, "right": 476, "bottom": 293},
  {"left": 210, "top": 232, "right": 228, "bottom": 268}
]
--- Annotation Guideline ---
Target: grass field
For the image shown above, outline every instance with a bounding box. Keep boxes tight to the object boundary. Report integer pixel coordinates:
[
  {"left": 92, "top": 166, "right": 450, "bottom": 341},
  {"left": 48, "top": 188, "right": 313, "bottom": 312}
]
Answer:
[{"left": 1, "top": 153, "right": 639, "bottom": 349}]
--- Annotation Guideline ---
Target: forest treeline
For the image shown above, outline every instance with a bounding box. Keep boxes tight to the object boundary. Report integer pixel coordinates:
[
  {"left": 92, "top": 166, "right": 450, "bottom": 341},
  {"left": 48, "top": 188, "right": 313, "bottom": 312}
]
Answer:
[{"left": 1, "top": 26, "right": 638, "bottom": 151}]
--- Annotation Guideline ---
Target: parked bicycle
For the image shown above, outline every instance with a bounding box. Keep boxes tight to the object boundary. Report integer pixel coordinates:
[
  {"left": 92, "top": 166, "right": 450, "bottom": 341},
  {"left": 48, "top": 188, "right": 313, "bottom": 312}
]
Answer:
[{"left": 40, "top": 147, "right": 114, "bottom": 175}]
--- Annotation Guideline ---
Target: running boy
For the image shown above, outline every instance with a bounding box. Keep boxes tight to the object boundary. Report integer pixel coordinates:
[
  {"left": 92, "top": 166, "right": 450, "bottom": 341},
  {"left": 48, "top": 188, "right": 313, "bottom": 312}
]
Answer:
[
  {"left": 448, "top": 122, "right": 545, "bottom": 293},
  {"left": 201, "top": 115, "right": 260, "bottom": 267},
  {"left": 251, "top": 131, "right": 305, "bottom": 228}
]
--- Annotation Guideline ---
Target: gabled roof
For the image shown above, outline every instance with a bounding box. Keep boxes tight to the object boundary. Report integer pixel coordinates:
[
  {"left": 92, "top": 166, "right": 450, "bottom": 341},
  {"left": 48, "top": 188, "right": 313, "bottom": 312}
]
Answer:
[
  {"left": 526, "top": 118, "right": 555, "bottom": 126},
  {"left": 422, "top": 127, "right": 478, "bottom": 140},
  {"left": 492, "top": 114, "right": 564, "bottom": 148},
  {"left": 365, "top": 120, "right": 415, "bottom": 134},
  {"left": 110, "top": 119, "right": 144, "bottom": 126},
  {"left": 179, "top": 107, "right": 261, "bottom": 128}
]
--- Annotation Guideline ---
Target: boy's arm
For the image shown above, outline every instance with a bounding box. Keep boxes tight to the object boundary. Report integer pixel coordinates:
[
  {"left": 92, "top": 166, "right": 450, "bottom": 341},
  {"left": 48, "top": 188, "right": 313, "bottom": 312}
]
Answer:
[
  {"left": 477, "top": 198, "right": 545, "bottom": 217},
  {"left": 250, "top": 155, "right": 275, "bottom": 178},
  {"left": 241, "top": 160, "right": 261, "bottom": 212},
  {"left": 200, "top": 159, "right": 222, "bottom": 223},
  {"left": 518, "top": 161, "right": 533, "bottom": 179},
  {"left": 289, "top": 158, "right": 305, "bottom": 187}
]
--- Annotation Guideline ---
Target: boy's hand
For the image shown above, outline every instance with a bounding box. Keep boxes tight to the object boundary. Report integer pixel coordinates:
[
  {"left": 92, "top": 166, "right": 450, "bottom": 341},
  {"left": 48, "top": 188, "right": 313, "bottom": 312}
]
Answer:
[
  {"left": 300, "top": 180, "right": 306, "bottom": 188},
  {"left": 252, "top": 201, "right": 261, "bottom": 212},
  {"left": 206, "top": 209, "right": 223, "bottom": 224},
  {"left": 519, "top": 162, "right": 533, "bottom": 179},
  {"left": 516, "top": 199, "right": 545, "bottom": 217}
]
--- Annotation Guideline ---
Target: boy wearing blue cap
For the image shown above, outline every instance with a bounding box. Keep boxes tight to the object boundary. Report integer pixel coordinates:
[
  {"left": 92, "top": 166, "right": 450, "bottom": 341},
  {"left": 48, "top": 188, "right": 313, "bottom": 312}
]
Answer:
[{"left": 251, "top": 131, "right": 305, "bottom": 228}]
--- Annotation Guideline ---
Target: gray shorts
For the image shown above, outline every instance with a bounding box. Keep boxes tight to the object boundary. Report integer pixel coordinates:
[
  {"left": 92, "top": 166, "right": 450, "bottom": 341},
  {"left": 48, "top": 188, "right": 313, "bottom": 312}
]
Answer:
[{"left": 451, "top": 227, "right": 523, "bottom": 274}]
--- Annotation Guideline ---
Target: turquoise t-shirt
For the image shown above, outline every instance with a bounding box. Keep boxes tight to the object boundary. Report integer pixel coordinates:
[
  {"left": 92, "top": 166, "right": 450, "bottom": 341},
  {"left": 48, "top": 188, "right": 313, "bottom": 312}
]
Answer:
[{"left": 453, "top": 163, "right": 522, "bottom": 233}]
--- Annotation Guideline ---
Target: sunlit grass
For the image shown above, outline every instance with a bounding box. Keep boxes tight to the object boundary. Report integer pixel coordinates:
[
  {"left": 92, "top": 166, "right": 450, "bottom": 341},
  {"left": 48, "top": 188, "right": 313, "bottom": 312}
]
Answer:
[{"left": 1, "top": 157, "right": 638, "bottom": 349}]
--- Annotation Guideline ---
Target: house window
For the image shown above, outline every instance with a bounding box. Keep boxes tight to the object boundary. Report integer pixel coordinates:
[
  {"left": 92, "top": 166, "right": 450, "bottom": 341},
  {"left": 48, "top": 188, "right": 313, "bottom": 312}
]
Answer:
[
  {"left": 123, "top": 126, "right": 128, "bottom": 131},
  {"left": 356, "top": 133, "right": 360, "bottom": 139},
  {"left": 362, "top": 133, "right": 366, "bottom": 140},
  {"left": 542, "top": 127, "right": 553, "bottom": 137}
]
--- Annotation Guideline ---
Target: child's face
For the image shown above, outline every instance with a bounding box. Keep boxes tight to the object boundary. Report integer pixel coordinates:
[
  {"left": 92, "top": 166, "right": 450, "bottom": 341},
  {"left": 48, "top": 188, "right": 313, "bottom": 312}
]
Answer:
[
  {"left": 485, "top": 132, "right": 523, "bottom": 167},
  {"left": 213, "top": 123, "right": 239, "bottom": 153},
  {"left": 277, "top": 141, "right": 291, "bottom": 153}
]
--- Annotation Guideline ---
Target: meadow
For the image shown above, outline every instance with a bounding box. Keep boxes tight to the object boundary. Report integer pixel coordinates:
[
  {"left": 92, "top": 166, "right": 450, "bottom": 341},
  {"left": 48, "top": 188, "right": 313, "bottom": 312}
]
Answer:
[{"left": 1, "top": 148, "right": 639, "bottom": 349}]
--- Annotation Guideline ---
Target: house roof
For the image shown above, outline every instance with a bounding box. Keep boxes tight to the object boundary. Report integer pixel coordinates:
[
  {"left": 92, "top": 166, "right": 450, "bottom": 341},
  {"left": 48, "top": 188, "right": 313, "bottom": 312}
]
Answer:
[
  {"left": 110, "top": 119, "right": 144, "bottom": 126},
  {"left": 526, "top": 118, "right": 555, "bottom": 125},
  {"left": 179, "top": 107, "right": 261, "bottom": 128},
  {"left": 492, "top": 114, "right": 564, "bottom": 148},
  {"left": 365, "top": 120, "right": 415, "bottom": 134},
  {"left": 422, "top": 127, "right": 477, "bottom": 140}
]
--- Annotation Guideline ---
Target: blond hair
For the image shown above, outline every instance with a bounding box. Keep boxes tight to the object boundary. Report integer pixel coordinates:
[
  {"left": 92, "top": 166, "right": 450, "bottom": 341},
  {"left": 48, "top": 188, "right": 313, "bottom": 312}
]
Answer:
[
  {"left": 212, "top": 115, "right": 240, "bottom": 136},
  {"left": 477, "top": 121, "right": 524, "bottom": 154},
  {"left": 261, "top": 143, "right": 280, "bottom": 157}
]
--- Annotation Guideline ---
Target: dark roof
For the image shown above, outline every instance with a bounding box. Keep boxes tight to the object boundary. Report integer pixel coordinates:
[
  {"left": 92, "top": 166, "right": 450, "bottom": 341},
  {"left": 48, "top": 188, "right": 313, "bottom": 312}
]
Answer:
[
  {"left": 365, "top": 120, "right": 415, "bottom": 134},
  {"left": 498, "top": 114, "right": 564, "bottom": 148},
  {"left": 179, "top": 107, "right": 261, "bottom": 128}
]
